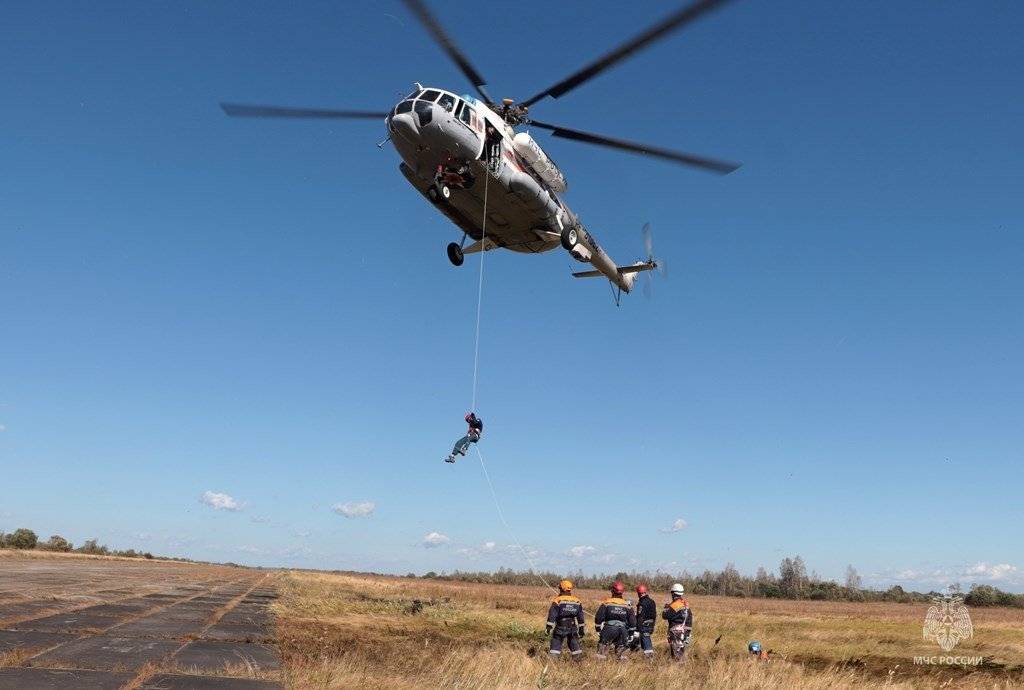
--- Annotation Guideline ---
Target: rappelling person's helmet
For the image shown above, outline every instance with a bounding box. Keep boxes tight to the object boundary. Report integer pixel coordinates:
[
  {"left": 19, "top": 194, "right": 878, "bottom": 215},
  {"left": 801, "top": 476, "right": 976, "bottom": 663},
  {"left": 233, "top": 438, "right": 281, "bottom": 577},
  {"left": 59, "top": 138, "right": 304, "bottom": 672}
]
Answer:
[
  {"left": 610, "top": 581, "right": 625, "bottom": 596},
  {"left": 465, "top": 412, "right": 475, "bottom": 423},
  {"left": 670, "top": 583, "right": 685, "bottom": 597},
  {"left": 748, "top": 640, "right": 762, "bottom": 655},
  {"left": 636, "top": 584, "right": 648, "bottom": 596},
  {"left": 559, "top": 579, "right": 574, "bottom": 594}
]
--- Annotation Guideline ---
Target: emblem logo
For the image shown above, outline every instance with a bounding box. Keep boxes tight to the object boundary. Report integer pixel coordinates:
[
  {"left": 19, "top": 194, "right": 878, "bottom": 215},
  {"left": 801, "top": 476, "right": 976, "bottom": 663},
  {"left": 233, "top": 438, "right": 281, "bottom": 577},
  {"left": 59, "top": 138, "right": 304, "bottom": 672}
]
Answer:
[{"left": 923, "top": 595, "right": 973, "bottom": 652}]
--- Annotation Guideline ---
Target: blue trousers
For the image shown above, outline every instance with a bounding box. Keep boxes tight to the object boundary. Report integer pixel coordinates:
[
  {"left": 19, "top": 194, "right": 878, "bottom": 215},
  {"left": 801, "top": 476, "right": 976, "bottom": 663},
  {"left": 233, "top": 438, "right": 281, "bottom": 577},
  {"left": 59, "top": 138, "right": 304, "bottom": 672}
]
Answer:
[{"left": 549, "top": 631, "right": 582, "bottom": 657}]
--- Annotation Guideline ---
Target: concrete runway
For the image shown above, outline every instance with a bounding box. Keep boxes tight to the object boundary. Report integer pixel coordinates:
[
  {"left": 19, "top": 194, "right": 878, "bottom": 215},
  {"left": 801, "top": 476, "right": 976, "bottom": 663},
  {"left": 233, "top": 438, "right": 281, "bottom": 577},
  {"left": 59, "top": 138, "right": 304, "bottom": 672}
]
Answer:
[{"left": 0, "top": 554, "right": 282, "bottom": 689}]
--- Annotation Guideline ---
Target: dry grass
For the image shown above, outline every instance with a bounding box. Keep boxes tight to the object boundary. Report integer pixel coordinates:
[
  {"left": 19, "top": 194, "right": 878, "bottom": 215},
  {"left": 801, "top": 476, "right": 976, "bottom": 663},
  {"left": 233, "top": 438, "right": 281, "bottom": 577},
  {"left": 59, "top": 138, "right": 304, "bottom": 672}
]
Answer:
[
  {"left": 274, "top": 571, "right": 1024, "bottom": 689},
  {"left": 0, "top": 648, "right": 35, "bottom": 669}
]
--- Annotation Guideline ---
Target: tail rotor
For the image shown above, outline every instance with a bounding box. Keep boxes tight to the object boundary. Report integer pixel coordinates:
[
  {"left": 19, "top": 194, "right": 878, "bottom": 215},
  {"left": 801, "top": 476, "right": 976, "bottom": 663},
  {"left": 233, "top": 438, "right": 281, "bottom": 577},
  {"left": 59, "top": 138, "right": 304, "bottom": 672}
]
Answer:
[{"left": 640, "top": 222, "right": 666, "bottom": 299}]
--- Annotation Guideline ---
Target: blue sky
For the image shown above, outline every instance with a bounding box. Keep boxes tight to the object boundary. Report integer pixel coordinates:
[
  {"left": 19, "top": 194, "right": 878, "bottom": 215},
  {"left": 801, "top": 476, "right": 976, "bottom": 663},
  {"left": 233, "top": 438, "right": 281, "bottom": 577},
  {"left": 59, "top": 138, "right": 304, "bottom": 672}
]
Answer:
[{"left": 2, "top": 0, "right": 1022, "bottom": 592}]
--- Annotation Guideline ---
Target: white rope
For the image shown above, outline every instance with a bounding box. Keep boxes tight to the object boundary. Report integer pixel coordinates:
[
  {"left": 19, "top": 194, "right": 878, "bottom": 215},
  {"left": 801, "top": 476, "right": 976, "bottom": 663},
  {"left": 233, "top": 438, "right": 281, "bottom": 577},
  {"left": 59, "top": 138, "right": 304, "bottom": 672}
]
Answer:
[
  {"left": 475, "top": 445, "right": 557, "bottom": 594},
  {"left": 470, "top": 171, "right": 488, "bottom": 413}
]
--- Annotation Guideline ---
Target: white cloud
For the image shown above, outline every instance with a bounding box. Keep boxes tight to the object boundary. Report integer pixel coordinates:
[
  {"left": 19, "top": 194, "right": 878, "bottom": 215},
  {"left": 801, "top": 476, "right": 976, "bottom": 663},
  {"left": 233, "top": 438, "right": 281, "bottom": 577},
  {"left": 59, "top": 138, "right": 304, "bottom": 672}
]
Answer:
[
  {"left": 200, "top": 491, "right": 242, "bottom": 511},
  {"left": 422, "top": 531, "right": 450, "bottom": 548},
  {"left": 964, "top": 562, "right": 1017, "bottom": 581},
  {"left": 333, "top": 501, "right": 376, "bottom": 518},
  {"left": 870, "top": 562, "right": 1023, "bottom": 588},
  {"left": 457, "top": 541, "right": 499, "bottom": 559},
  {"left": 0, "top": 424, "right": 6, "bottom": 432},
  {"left": 660, "top": 518, "right": 688, "bottom": 533},
  {"left": 238, "top": 545, "right": 267, "bottom": 555},
  {"left": 569, "top": 545, "right": 596, "bottom": 559}
]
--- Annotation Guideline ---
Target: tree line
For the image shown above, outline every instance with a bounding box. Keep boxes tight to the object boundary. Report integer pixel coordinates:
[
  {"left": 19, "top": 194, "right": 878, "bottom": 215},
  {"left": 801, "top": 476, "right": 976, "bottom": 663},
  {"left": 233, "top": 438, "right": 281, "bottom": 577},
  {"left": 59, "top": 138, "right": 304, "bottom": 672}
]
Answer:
[
  {"left": 417, "top": 555, "right": 1024, "bottom": 608},
  {"left": 0, "top": 528, "right": 155, "bottom": 560}
]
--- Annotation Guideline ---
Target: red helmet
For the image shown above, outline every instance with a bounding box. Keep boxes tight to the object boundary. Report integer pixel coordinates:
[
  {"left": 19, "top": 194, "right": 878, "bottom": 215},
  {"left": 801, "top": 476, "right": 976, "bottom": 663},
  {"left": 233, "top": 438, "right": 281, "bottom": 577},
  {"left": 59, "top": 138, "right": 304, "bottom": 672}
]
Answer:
[
  {"left": 635, "top": 584, "right": 648, "bottom": 596},
  {"left": 465, "top": 412, "right": 474, "bottom": 423},
  {"left": 611, "top": 581, "right": 625, "bottom": 596}
]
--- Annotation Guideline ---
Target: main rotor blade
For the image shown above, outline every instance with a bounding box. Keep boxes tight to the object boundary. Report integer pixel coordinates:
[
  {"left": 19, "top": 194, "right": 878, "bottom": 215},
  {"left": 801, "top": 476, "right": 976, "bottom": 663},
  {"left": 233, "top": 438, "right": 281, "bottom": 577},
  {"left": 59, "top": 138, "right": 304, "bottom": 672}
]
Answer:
[
  {"left": 401, "top": 0, "right": 493, "bottom": 105},
  {"left": 529, "top": 120, "right": 740, "bottom": 174},
  {"left": 220, "top": 103, "right": 388, "bottom": 119},
  {"left": 520, "top": 0, "right": 734, "bottom": 108}
]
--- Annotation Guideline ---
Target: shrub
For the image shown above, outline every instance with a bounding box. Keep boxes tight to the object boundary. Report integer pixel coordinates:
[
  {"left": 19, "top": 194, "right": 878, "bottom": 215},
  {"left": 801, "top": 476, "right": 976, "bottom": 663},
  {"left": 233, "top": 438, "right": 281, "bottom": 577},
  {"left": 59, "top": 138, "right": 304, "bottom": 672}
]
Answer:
[
  {"left": 76, "top": 539, "right": 109, "bottom": 556},
  {"left": 7, "top": 528, "right": 38, "bottom": 550},
  {"left": 41, "top": 535, "right": 73, "bottom": 552}
]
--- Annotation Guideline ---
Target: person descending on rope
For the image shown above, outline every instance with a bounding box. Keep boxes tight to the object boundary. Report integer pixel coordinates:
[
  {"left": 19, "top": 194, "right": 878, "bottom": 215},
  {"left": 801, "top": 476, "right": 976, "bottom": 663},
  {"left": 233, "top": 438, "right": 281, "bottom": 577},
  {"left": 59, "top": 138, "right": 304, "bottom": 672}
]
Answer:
[{"left": 444, "top": 412, "right": 483, "bottom": 463}]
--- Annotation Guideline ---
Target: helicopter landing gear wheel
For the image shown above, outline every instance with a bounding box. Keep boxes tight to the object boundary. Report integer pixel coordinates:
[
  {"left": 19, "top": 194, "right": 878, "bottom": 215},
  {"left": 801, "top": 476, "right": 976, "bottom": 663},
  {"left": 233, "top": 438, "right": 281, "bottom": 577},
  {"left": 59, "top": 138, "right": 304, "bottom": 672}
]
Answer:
[
  {"left": 428, "top": 184, "right": 452, "bottom": 204},
  {"left": 560, "top": 226, "right": 579, "bottom": 251},
  {"left": 447, "top": 242, "right": 464, "bottom": 267}
]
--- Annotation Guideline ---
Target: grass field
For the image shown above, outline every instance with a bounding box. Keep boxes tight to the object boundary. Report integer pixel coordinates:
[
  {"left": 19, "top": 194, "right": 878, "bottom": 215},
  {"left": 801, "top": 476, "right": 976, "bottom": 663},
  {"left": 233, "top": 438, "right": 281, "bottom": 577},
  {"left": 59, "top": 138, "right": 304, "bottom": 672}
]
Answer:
[{"left": 274, "top": 571, "right": 1024, "bottom": 689}]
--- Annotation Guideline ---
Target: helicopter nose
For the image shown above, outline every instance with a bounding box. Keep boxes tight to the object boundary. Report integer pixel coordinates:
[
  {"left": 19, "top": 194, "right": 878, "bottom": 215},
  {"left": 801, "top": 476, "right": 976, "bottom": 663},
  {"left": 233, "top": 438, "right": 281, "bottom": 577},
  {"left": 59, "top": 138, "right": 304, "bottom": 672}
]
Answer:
[{"left": 390, "top": 111, "right": 418, "bottom": 144}]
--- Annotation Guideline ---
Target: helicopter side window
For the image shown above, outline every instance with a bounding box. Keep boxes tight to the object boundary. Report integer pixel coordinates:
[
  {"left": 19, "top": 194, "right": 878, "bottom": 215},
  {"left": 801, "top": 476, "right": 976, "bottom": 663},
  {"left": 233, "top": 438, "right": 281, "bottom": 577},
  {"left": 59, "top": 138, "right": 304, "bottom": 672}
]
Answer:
[
  {"left": 458, "top": 102, "right": 474, "bottom": 125},
  {"left": 438, "top": 93, "right": 456, "bottom": 112},
  {"left": 395, "top": 100, "right": 413, "bottom": 114},
  {"left": 419, "top": 89, "right": 440, "bottom": 103}
]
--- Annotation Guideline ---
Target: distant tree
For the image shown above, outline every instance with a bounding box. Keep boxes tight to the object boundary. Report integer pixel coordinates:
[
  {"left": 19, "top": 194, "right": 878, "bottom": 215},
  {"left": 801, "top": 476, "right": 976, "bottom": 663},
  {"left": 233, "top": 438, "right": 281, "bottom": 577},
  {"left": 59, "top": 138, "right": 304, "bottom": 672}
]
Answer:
[
  {"left": 779, "top": 556, "right": 808, "bottom": 597},
  {"left": 755, "top": 566, "right": 772, "bottom": 583},
  {"left": 423, "top": 571, "right": 438, "bottom": 579},
  {"left": 41, "top": 535, "right": 73, "bottom": 552},
  {"left": 8, "top": 528, "right": 37, "bottom": 550},
  {"left": 965, "top": 584, "right": 999, "bottom": 607},
  {"left": 716, "top": 563, "right": 744, "bottom": 597},
  {"left": 76, "top": 539, "right": 109, "bottom": 556},
  {"left": 845, "top": 565, "right": 862, "bottom": 590},
  {"left": 882, "top": 585, "right": 908, "bottom": 603}
]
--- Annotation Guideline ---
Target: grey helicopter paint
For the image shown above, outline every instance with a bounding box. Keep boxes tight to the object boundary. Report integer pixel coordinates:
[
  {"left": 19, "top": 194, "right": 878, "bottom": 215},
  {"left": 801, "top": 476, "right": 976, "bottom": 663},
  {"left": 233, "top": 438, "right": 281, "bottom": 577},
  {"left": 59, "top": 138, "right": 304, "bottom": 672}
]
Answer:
[
  {"left": 220, "top": 0, "right": 741, "bottom": 300},
  {"left": 389, "top": 84, "right": 646, "bottom": 293}
]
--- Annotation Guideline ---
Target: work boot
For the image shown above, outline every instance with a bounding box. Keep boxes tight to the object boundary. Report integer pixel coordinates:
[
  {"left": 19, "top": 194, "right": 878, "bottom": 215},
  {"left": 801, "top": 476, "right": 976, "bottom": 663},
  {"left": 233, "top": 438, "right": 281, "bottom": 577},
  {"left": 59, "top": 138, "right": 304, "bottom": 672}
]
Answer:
[{"left": 444, "top": 456, "right": 456, "bottom": 463}]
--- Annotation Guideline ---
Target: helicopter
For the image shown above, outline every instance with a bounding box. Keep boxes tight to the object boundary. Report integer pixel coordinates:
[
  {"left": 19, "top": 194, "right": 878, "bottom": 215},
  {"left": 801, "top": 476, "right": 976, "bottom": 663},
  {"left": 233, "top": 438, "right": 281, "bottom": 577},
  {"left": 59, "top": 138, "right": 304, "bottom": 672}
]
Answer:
[{"left": 220, "top": 0, "right": 741, "bottom": 302}]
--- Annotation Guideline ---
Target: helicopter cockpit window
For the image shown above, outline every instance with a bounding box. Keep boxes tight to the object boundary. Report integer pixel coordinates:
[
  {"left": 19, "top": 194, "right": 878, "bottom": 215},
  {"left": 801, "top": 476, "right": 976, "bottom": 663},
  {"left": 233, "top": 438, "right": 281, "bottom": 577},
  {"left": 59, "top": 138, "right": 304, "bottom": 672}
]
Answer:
[
  {"left": 419, "top": 89, "right": 440, "bottom": 103},
  {"left": 395, "top": 100, "right": 413, "bottom": 115},
  {"left": 414, "top": 100, "right": 433, "bottom": 126},
  {"left": 458, "top": 102, "right": 473, "bottom": 125},
  {"left": 438, "top": 93, "right": 456, "bottom": 112}
]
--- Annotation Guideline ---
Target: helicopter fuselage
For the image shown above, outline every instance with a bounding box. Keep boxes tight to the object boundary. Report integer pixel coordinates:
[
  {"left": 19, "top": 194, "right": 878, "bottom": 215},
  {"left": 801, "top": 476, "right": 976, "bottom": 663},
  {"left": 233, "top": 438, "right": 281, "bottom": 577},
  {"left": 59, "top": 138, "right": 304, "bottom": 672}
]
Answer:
[{"left": 387, "top": 85, "right": 641, "bottom": 293}]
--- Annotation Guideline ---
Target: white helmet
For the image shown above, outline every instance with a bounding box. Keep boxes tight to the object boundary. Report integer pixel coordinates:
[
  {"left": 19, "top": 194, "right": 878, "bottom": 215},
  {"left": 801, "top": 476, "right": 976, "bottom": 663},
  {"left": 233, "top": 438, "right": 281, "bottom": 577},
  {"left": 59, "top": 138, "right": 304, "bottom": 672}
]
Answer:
[{"left": 670, "top": 583, "right": 685, "bottom": 596}]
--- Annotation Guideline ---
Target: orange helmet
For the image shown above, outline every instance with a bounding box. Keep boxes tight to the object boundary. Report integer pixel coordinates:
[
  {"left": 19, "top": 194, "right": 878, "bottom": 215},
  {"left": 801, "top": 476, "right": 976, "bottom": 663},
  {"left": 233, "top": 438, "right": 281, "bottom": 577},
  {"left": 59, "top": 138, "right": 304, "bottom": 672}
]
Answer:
[
  {"left": 636, "top": 584, "right": 648, "bottom": 596},
  {"left": 559, "top": 579, "right": 574, "bottom": 593},
  {"left": 611, "top": 581, "right": 625, "bottom": 596}
]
